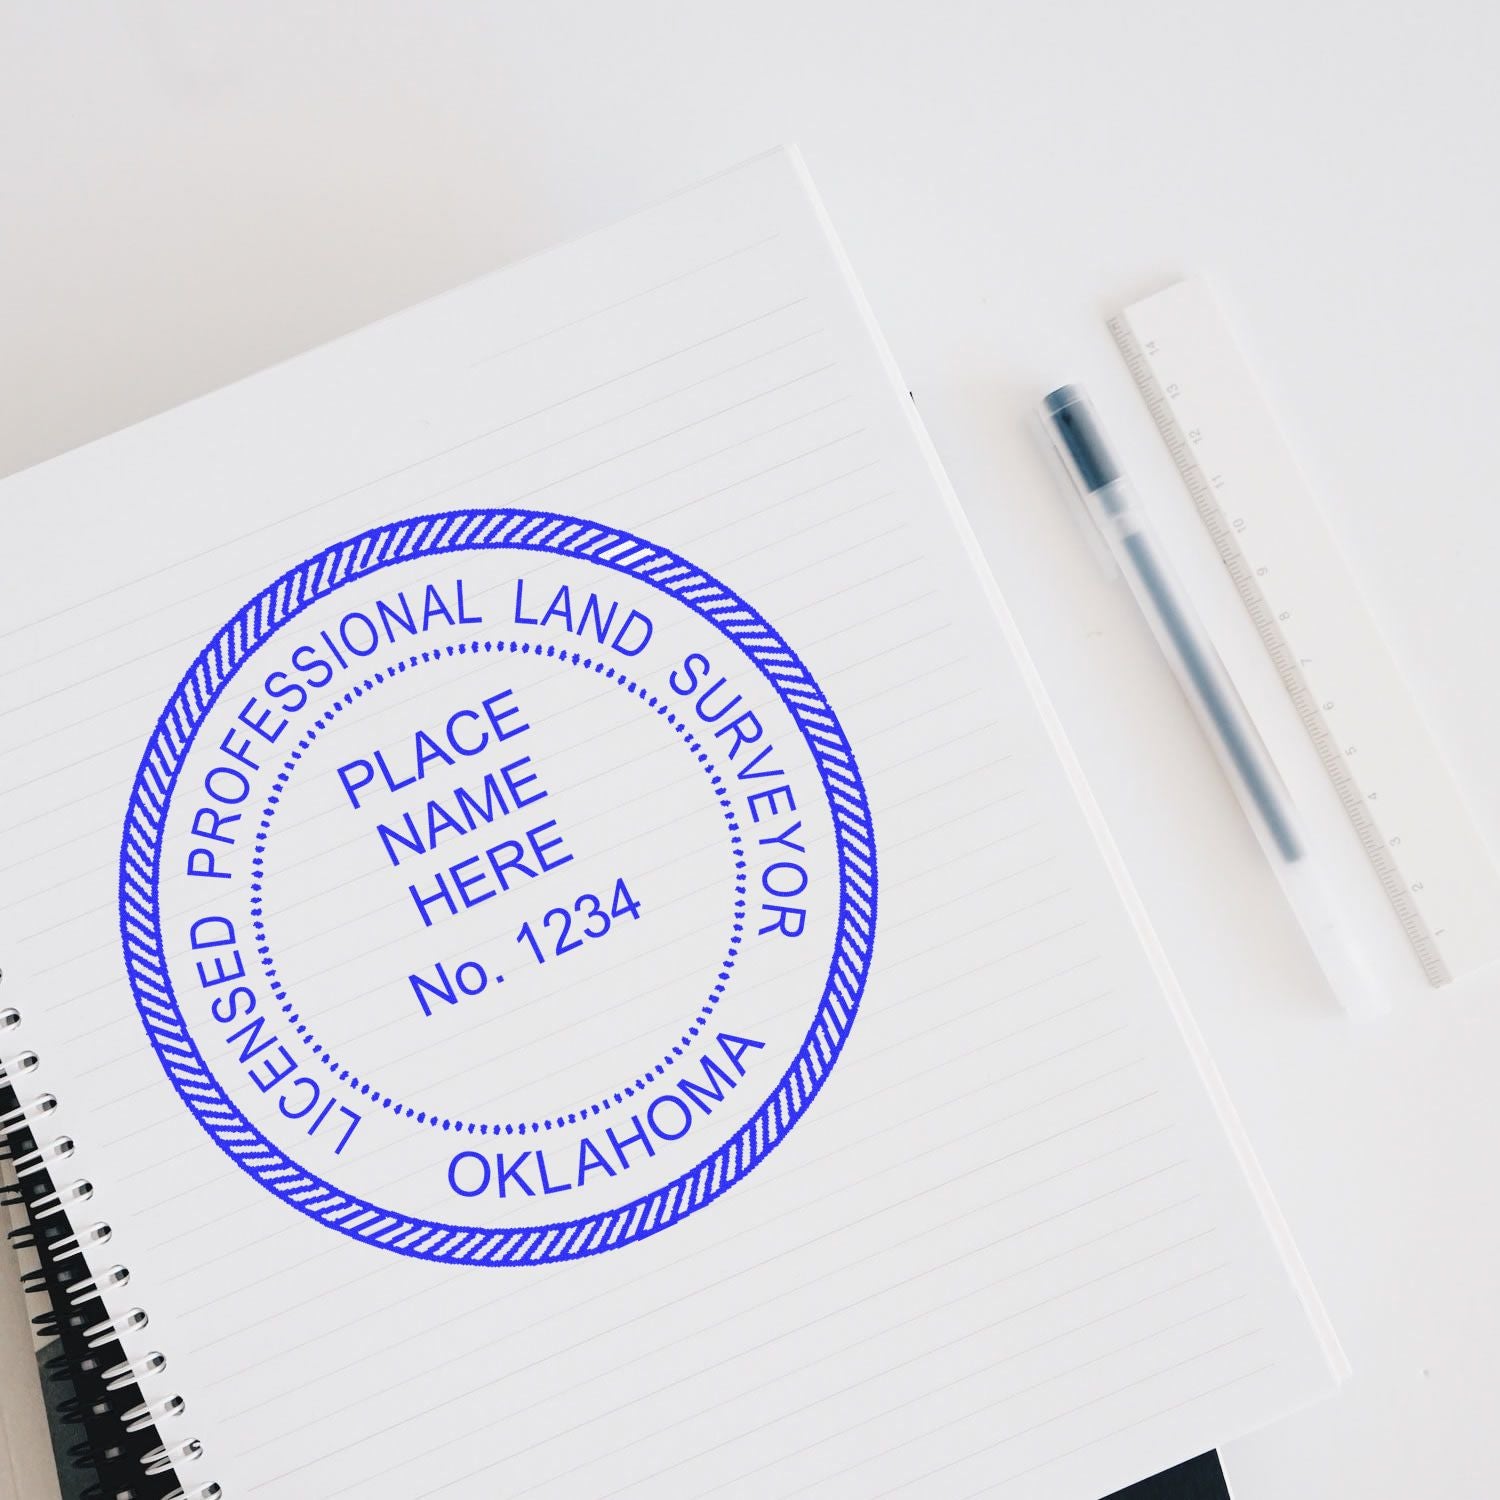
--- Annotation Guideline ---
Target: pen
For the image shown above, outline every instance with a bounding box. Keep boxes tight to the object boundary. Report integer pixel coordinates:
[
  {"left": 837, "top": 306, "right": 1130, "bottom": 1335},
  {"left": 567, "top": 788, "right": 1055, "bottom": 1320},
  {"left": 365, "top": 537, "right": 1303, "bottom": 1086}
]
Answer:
[{"left": 1042, "top": 384, "right": 1381, "bottom": 1014}]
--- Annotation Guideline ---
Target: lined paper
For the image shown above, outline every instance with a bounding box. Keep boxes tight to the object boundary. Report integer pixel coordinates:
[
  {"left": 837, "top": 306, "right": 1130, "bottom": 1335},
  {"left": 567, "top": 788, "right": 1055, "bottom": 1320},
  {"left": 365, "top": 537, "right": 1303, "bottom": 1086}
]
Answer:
[{"left": 0, "top": 149, "right": 1338, "bottom": 1500}]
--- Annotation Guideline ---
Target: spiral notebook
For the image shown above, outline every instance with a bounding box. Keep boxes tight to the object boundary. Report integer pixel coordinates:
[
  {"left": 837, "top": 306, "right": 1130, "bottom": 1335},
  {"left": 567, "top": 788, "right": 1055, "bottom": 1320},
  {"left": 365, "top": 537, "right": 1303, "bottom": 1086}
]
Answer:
[{"left": 0, "top": 148, "right": 1343, "bottom": 1500}]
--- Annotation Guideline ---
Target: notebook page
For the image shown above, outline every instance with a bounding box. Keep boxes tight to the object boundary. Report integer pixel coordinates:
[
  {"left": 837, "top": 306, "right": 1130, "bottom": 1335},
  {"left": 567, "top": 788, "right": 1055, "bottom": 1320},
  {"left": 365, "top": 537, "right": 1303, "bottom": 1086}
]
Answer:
[{"left": 0, "top": 149, "right": 1337, "bottom": 1500}]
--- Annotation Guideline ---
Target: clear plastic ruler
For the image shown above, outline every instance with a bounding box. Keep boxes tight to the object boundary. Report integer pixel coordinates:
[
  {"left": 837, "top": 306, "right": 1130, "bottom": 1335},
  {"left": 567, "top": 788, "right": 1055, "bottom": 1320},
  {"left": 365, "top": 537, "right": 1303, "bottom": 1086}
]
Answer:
[{"left": 1110, "top": 278, "right": 1500, "bottom": 987}]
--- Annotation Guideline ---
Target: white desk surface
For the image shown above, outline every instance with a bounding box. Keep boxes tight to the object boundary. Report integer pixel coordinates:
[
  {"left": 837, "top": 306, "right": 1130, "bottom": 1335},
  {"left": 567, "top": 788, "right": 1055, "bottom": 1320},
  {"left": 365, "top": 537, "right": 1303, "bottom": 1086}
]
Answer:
[{"left": 3, "top": 5, "right": 1496, "bottom": 1496}]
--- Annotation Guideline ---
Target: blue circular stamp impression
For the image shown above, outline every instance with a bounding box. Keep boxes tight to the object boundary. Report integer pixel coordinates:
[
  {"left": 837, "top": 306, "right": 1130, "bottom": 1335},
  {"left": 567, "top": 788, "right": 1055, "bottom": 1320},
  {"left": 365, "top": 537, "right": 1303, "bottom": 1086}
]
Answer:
[{"left": 120, "top": 511, "right": 877, "bottom": 1264}]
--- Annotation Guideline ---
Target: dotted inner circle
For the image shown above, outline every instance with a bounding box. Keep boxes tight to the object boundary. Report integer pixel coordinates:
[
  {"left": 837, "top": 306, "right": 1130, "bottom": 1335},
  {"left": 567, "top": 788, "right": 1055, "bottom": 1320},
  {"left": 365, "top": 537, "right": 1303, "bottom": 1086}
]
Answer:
[{"left": 247, "top": 638, "right": 747, "bottom": 1137}]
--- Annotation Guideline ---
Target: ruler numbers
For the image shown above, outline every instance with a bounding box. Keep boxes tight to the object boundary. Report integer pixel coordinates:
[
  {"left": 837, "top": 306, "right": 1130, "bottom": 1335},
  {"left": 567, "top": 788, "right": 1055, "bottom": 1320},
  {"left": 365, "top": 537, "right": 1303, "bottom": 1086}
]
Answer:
[{"left": 1108, "top": 283, "right": 1500, "bottom": 986}]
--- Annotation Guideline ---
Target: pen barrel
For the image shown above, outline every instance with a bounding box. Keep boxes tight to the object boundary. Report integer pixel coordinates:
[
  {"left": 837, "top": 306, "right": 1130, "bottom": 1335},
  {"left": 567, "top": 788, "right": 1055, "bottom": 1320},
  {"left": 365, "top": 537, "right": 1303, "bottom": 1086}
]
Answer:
[{"left": 1090, "top": 479, "right": 1305, "bottom": 864}]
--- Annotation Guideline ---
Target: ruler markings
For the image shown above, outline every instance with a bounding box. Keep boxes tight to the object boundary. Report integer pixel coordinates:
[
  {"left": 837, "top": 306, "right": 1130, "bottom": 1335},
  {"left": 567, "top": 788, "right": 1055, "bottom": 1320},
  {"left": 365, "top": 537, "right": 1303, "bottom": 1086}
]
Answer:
[{"left": 1106, "top": 284, "right": 1500, "bottom": 987}]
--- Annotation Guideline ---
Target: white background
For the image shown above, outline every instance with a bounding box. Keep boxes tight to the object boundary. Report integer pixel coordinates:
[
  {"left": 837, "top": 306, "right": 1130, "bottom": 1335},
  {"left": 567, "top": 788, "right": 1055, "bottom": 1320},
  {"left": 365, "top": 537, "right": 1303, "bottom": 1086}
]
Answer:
[{"left": 3, "top": 5, "right": 1497, "bottom": 1496}]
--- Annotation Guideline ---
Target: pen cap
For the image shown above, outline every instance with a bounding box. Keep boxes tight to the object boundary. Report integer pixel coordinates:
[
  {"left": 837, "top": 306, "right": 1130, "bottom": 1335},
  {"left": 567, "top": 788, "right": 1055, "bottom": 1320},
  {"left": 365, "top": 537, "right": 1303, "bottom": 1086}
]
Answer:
[
  {"left": 1044, "top": 386, "right": 1121, "bottom": 495},
  {"left": 1035, "top": 397, "right": 1119, "bottom": 581}
]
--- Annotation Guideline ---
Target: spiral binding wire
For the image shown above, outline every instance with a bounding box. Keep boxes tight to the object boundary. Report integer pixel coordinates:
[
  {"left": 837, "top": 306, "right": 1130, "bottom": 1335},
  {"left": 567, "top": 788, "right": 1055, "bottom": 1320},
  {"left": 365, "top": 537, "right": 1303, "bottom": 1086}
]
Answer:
[{"left": 0, "top": 989, "right": 220, "bottom": 1500}]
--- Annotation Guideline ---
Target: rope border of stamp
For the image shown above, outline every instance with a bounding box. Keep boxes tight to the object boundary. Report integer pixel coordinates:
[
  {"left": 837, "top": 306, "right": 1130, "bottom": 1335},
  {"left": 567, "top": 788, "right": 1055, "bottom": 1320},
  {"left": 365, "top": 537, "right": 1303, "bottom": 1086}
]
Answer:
[{"left": 119, "top": 508, "right": 877, "bottom": 1267}]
